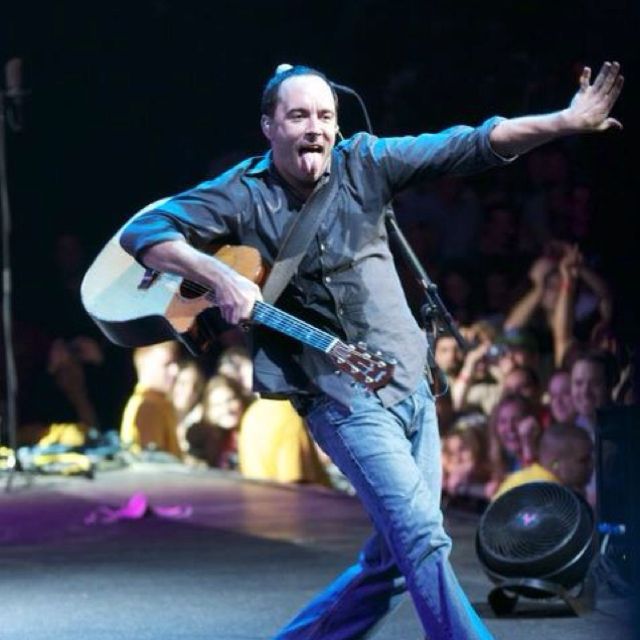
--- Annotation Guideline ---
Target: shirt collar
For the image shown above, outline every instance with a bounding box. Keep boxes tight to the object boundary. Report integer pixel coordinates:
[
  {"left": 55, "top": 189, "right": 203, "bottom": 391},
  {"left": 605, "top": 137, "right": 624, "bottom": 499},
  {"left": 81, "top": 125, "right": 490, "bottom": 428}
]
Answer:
[{"left": 245, "top": 151, "right": 272, "bottom": 176}]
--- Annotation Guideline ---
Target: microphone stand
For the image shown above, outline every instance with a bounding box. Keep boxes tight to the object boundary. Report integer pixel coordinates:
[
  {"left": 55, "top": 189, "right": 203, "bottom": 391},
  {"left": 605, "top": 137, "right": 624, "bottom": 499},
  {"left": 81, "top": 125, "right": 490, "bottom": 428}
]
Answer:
[
  {"left": 332, "top": 80, "right": 469, "bottom": 386},
  {"left": 0, "top": 60, "right": 25, "bottom": 491}
]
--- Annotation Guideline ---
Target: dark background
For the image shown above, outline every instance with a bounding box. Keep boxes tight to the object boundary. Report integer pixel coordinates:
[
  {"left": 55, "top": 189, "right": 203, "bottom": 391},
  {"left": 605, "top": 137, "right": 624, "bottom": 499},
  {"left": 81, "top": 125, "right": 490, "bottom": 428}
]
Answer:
[{"left": 2, "top": 0, "right": 638, "bottom": 335}]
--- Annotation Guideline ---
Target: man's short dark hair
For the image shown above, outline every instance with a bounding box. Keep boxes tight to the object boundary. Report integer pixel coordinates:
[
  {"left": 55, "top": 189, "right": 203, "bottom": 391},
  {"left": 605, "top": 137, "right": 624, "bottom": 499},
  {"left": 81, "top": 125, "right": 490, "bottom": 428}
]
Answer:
[{"left": 260, "top": 65, "right": 338, "bottom": 117}]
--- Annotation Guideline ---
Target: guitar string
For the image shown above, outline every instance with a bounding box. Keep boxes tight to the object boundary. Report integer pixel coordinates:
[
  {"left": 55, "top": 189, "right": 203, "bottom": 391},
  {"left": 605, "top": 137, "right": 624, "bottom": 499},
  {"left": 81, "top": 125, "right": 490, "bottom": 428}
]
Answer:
[
  {"left": 174, "top": 278, "right": 339, "bottom": 352},
  {"left": 165, "top": 276, "right": 386, "bottom": 369}
]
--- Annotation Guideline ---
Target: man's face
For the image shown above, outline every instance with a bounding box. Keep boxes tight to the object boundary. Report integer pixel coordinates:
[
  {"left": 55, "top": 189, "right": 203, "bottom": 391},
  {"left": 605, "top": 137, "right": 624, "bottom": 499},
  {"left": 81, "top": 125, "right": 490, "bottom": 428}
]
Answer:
[
  {"left": 434, "top": 336, "right": 462, "bottom": 374},
  {"left": 261, "top": 75, "right": 337, "bottom": 193},
  {"left": 555, "top": 438, "right": 593, "bottom": 490},
  {"left": 503, "top": 369, "right": 538, "bottom": 402},
  {"left": 571, "top": 360, "right": 608, "bottom": 420}
]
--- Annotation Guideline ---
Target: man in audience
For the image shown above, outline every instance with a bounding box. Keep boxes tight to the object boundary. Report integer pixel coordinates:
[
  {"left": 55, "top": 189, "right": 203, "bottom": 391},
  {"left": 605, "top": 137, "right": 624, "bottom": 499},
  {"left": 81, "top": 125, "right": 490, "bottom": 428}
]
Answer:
[
  {"left": 120, "top": 341, "right": 181, "bottom": 458},
  {"left": 494, "top": 422, "right": 593, "bottom": 501}
]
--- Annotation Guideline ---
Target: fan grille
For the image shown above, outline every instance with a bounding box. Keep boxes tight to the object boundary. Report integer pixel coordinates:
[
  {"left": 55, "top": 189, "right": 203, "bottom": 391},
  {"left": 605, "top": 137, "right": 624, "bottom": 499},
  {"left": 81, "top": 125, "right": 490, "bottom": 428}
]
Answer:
[{"left": 476, "top": 482, "right": 593, "bottom": 584}]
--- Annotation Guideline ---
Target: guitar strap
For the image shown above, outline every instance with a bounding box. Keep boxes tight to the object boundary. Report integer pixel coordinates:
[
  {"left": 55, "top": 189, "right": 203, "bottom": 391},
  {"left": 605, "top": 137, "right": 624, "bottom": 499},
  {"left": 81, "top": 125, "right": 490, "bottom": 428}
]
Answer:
[{"left": 261, "top": 151, "right": 342, "bottom": 305}]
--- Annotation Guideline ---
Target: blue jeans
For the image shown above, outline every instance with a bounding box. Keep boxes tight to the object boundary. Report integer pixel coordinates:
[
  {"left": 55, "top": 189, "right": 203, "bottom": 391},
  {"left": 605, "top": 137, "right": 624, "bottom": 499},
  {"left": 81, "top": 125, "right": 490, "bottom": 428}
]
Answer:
[{"left": 274, "top": 379, "right": 494, "bottom": 640}]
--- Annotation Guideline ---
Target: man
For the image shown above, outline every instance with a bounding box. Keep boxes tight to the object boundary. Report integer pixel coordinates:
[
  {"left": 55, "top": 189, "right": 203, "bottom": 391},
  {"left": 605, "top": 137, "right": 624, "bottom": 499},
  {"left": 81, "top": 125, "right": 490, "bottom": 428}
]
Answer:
[
  {"left": 493, "top": 422, "right": 593, "bottom": 501},
  {"left": 120, "top": 341, "right": 181, "bottom": 458},
  {"left": 120, "top": 62, "right": 622, "bottom": 639}
]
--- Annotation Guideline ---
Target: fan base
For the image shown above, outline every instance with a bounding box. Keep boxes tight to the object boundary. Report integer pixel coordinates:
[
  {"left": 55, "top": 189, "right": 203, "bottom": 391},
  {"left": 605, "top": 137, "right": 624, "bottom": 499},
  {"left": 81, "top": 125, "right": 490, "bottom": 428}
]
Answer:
[{"left": 488, "top": 576, "right": 595, "bottom": 616}]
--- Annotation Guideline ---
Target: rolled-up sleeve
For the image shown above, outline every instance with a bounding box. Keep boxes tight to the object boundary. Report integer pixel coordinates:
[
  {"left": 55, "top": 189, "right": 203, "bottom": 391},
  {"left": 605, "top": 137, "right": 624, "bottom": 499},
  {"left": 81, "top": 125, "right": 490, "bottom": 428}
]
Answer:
[{"left": 120, "top": 180, "right": 244, "bottom": 265}]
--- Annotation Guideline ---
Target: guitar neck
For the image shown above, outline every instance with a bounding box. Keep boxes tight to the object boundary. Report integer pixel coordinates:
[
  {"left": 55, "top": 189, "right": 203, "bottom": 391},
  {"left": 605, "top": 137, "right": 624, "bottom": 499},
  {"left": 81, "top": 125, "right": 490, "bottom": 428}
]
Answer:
[{"left": 252, "top": 300, "right": 339, "bottom": 354}]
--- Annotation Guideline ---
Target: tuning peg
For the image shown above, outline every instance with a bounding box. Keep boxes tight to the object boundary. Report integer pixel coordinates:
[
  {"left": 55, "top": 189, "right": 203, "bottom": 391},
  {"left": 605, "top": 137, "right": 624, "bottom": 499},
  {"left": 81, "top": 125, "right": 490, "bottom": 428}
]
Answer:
[{"left": 357, "top": 341, "right": 368, "bottom": 350}]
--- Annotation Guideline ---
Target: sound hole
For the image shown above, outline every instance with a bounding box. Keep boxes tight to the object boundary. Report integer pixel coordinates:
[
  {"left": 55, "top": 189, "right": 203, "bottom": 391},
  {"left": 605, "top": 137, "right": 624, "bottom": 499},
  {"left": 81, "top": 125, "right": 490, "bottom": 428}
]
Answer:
[{"left": 179, "top": 279, "right": 204, "bottom": 300}]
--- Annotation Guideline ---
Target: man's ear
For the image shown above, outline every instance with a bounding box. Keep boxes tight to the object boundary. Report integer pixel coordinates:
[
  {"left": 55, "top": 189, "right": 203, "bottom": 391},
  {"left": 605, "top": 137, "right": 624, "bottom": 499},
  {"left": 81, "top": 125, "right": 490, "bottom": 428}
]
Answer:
[{"left": 261, "top": 115, "right": 272, "bottom": 141}]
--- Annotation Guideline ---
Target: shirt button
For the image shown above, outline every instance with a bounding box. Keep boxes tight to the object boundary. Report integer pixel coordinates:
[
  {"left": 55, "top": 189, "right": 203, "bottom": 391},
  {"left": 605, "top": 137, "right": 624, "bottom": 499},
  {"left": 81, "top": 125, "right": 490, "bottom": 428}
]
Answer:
[
  {"left": 325, "top": 276, "right": 332, "bottom": 284},
  {"left": 319, "top": 243, "right": 326, "bottom": 252},
  {"left": 337, "top": 307, "right": 344, "bottom": 316}
]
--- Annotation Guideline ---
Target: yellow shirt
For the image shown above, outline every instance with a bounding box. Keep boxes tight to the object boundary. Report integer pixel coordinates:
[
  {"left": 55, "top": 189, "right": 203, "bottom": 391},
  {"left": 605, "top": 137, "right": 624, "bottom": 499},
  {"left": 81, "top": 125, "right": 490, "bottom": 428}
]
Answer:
[
  {"left": 238, "top": 398, "right": 329, "bottom": 486},
  {"left": 493, "top": 462, "right": 559, "bottom": 500},
  {"left": 120, "top": 383, "right": 181, "bottom": 458}
]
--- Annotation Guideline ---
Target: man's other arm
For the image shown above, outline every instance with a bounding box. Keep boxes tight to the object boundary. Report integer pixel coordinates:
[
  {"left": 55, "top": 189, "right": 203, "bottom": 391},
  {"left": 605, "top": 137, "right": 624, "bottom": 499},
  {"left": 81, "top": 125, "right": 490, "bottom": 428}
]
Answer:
[{"left": 490, "top": 61, "right": 623, "bottom": 157}]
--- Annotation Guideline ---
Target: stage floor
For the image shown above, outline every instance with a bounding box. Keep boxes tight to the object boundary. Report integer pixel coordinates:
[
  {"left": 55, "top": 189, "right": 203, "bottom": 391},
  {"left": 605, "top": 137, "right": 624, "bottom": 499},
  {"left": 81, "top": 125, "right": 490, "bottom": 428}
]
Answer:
[{"left": 0, "top": 463, "right": 634, "bottom": 640}]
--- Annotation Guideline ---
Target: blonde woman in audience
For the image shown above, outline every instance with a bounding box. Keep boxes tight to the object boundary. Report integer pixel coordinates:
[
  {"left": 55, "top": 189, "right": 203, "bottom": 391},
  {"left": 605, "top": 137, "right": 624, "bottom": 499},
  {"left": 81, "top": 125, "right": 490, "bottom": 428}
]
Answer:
[
  {"left": 441, "top": 415, "right": 491, "bottom": 502},
  {"left": 486, "top": 392, "right": 542, "bottom": 497}
]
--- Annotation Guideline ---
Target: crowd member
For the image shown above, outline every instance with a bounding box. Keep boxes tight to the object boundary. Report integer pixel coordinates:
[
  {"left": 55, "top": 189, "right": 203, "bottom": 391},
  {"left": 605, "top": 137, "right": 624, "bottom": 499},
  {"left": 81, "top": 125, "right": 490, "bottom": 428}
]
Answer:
[
  {"left": 551, "top": 242, "right": 614, "bottom": 366},
  {"left": 545, "top": 368, "right": 576, "bottom": 425},
  {"left": 118, "top": 61, "right": 623, "bottom": 640},
  {"left": 441, "top": 414, "right": 491, "bottom": 503},
  {"left": 501, "top": 364, "right": 550, "bottom": 425},
  {"left": 20, "top": 233, "right": 132, "bottom": 435},
  {"left": 238, "top": 397, "right": 330, "bottom": 486},
  {"left": 185, "top": 374, "right": 249, "bottom": 469},
  {"left": 452, "top": 325, "right": 539, "bottom": 416},
  {"left": 504, "top": 241, "right": 613, "bottom": 376},
  {"left": 120, "top": 341, "right": 181, "bottom": 458},
  {"left": 217, "top": 345, "right": 254, "bottom": 398},
  {"left": 570, "top": 349, "right": 619, "bottom": 439},
  {"left": 486, "top": 392, "right": 543, "bottom": 496},
  {"left": 493, "top": 423, "right": 593, "bottom": 503},
  {"left": 433, "top": 333, "right": 463, "bottom": 433},
  {"left": 171, "top": 359, "right": 206, "bottom": 454}
]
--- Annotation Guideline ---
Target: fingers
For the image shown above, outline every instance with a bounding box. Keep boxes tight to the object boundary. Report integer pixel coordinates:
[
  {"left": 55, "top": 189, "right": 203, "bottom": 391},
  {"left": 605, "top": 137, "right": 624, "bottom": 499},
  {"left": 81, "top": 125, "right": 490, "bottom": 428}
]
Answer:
[
  {"left": 217, "top": 279, "right": 261, "bottom": 325},
  {"left": 605, "top": 73, "right": 624, "bottom": 111},
  {"left": 603, "top": 117, "right": 623, "bottom": 131},
  {"left": 592, "top": 61, "right": 621, "bottom": 94},
  {"left": 579, "top": 66, "right": 591, "bottom": 92}
]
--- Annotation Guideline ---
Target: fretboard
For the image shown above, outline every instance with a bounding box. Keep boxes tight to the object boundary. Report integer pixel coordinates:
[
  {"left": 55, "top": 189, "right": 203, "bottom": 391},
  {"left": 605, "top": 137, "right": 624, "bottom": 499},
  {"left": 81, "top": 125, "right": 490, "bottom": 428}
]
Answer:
[{"left": 252, "top": 301, "right": 338, "bottom": 353}]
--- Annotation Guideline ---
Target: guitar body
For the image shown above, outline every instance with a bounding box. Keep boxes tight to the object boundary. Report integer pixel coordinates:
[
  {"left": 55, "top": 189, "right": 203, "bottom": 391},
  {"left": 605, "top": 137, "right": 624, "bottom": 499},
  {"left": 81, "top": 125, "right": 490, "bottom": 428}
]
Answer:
[
  {"left": 82, "top": 210, "right": 394, "bottom": 390},
  {"left": 80, "top": 218, "right": 265, "bottom": 354}
]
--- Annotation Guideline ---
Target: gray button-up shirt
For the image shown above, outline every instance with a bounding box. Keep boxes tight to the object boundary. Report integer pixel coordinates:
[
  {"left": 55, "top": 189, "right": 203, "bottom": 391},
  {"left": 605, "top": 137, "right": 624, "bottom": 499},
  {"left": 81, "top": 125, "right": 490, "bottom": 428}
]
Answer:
[{"left": 120, "top": 117, "right": 512, "bottom": 409}]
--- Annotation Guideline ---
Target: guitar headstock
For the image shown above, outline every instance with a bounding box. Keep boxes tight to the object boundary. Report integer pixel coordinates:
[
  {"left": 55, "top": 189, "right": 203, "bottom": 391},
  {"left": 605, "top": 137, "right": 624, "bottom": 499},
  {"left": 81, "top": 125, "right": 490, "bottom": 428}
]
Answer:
[{"left": 328, "top": 341, "right": 395, "bottom": 391}]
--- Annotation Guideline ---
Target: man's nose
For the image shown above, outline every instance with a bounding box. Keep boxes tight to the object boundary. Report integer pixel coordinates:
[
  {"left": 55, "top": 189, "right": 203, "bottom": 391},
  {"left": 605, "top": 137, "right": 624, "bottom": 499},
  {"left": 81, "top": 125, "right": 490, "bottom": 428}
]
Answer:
[{"left": 305, "top": 115, "right": 323, "bottom": 136}]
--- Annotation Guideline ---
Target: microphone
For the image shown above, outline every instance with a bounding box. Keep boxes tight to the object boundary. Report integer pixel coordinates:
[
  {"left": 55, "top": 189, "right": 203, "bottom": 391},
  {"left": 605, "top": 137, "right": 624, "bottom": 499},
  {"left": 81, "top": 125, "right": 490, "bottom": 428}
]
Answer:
[
  {"left": 5, "top": 58, "right": 23, "bottom": 99},
  {"left": 4, "top": 58, "right": 25, "bottom": 132}
]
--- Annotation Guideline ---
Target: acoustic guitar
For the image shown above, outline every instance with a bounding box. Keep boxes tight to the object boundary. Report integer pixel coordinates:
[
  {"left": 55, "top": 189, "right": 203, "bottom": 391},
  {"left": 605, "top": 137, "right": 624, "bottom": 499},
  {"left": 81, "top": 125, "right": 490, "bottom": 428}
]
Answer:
[{"left": 81, "top": 222, "right": 395, "bottom": 391}]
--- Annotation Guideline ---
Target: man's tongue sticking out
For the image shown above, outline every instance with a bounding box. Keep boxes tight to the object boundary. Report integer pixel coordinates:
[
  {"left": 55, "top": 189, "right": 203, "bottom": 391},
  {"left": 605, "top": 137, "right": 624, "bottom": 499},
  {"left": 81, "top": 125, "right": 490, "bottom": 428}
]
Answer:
[{"left": 300, "top": 149, "right": 322, "bottom": 179}]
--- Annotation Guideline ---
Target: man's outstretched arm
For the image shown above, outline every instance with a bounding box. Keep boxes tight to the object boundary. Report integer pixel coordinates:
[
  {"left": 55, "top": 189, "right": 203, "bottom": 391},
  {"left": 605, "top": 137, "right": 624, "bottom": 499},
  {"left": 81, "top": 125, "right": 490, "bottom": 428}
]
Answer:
[{"left": 490, "top": 61, "right": 624, "bottom": 157}]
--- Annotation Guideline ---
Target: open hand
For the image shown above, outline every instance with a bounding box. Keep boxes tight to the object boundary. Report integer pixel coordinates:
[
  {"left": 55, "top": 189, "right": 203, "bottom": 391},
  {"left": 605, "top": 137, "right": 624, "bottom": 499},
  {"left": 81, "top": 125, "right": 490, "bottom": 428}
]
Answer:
[{"left": 567, "top": 61, "right": 624, "bottom": 132}]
